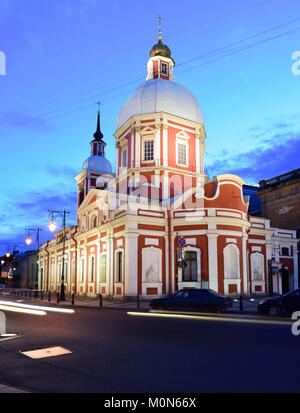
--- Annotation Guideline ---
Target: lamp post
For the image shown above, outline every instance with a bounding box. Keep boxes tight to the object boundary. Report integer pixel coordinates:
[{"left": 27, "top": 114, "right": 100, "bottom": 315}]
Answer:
[
  {"left": 48, "top": 209, "right": 70, "bottom": 301},
  {"left": 25, "top": 228, "right": 42, "bottom": 296}
]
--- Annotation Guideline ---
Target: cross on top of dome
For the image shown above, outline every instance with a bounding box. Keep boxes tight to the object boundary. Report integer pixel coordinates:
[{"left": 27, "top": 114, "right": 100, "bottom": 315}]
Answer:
[{"left": 149, "top": 15, "right": 173, "bottom": 62}]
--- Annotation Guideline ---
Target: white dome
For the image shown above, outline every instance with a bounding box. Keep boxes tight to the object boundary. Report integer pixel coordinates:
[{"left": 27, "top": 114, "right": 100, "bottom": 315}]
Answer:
[
  {"left": 83, "top": 155, "right": 112, "bottom": 174},
  {"left": 117, "top": 78, "right": 204, "bottom": 130}
]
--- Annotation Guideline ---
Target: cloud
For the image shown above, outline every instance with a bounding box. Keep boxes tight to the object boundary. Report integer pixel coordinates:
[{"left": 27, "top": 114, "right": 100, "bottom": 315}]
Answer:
[
  {"left": 46, "top": 164, "right": 78, "bottom": 178},
  {"left": 0, "top": 112, "right": 52, "bottom": 132},
  {"left": 206, "top": 131, "right": 300, "bottom": 185},
  {"left": 0, "top": 187, "right": 77, "bottom": 255}
]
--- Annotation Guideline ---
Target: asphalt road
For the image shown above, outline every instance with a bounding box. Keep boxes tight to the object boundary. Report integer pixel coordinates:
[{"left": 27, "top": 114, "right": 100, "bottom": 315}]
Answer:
[{"left": 0, "top": 304, "right": 299, "bottom": 393}]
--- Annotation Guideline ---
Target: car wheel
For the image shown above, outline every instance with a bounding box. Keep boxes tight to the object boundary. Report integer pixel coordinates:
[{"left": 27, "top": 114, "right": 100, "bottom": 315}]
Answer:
[{"left": 268, "top": 305, "right": 280, "bottom": 317}]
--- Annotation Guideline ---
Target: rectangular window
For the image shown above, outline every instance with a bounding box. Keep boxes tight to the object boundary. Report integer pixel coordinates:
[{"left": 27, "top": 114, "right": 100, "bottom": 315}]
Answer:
[
  {"left": 57, "top": 263, "right": 61, "bottom": 282},
  {"left": 100, "top": 255, "right": 106, "bottom": 283},
  {"left": 281, "top": 247, "right": 289, "bottom": 256},
  {"left": 89, "top": 256, "right": 95, "bottom": 282},
  {"left": 116, "top": 251, "right": 123, "bottom": 283},
  {"left": 161, "top": 62, "right": 168, "bottom": 75},
  {"left": 183, "top": 251, "right": 197, "bottom": 281},
  {"left": 177, "top": 142, "right": 187, "bottom": 166},
  {"left": 80, "top": 259, "right": 85, "bottom": 283},
  {"left": 144, "top": 139, "right": 154, "bottom": 161}
]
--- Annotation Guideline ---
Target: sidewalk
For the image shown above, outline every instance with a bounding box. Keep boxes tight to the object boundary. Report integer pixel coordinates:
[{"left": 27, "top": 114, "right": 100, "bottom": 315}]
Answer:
[{"left": 1, "top": 289, "right": 261, "bottom": 314}]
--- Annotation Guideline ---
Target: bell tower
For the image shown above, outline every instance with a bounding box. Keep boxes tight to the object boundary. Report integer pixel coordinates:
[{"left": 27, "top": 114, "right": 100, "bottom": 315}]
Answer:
[{"left": 146, "top": 16, "right": 175, "bottom": 81}]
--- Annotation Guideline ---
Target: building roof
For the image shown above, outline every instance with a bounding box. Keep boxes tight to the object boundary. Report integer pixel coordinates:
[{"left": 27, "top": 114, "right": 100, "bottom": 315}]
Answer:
[{"left": 116, "top": 77, "right": 204, "bottom": 130}]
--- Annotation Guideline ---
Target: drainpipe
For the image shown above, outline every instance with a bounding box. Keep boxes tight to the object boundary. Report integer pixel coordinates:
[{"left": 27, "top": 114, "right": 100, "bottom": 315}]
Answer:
[
  {"left": 167, "top": 209, "right": 172, "bottom": 295},
  {"left": 71, "top": 226, "right": 78, "bottom": 294}
]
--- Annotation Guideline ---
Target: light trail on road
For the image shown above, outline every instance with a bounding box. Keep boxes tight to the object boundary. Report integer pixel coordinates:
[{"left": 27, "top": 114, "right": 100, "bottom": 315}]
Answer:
[
  {"left": 0, "top": 304, "right": 46, "bottom": 316},
  {"left": 0, "top": 301, "right": 75, "bottom": 314},
  {"left": 127, "top": 311, "right": 291, "bottom": 326}
]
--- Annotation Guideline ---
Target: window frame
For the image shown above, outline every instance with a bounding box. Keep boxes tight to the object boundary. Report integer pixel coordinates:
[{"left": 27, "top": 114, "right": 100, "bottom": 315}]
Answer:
[
  {"left": 142, "top": 136, "right": 155, "bottom": 162},
  {"left": 161, "top": 61, "right": 168, "bottom": 76},
  {"left": 176, "top": 138, "right": 189, "bottom": 167},
  {"left": 116, "top": 250, "right": 123, "bottom": 283}
]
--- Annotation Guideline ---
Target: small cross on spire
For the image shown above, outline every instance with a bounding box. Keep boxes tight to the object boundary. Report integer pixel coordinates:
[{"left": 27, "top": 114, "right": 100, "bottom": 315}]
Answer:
[
  {"left": 157, "top": 15, "right": 162, "bottom": 41},
  {"left": 95, "top": 101, "right": 101, "bottom": 114}
]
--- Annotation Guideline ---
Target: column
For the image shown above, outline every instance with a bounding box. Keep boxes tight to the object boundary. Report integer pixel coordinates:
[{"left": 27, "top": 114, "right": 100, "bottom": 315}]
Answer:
[
  {"left": 155, "top": 123, "right": 161, "bottom": 166},
  {"left": 207, "top": 233, "right": 219, "bottom": 292},
  {"left": 124, "top": 232, "right": 139, "bottom": 297},
  {"left": 242, "top": 235, "right": 248, "bottom": 294},
  {"left": 135, "top": 127, "right": 141, "bottom": 168},
  {"left": 293, "top": 249, "right": 299, "bottom": 289}
]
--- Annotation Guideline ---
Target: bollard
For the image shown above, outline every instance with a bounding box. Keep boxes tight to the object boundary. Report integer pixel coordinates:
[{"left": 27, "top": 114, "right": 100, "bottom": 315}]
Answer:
[
  {"left": 0, "top": 311, "right": 6, "bottom": 335},
  {"left": 57, "top": 292, "right": 60, "bottom": 303},
  {"left": 137, "top": 294, "right": 140, "bottom": 309},
  {"left": 99, "top": 294, "right": 103, "bottom": 307},
  {"left": 48, "top": 291, "right": 51, "bottom": 302},
  {"left": 71, "top": 293, "right": 74, "bottom": 306},
  {"left": 40, "top": 291, "right": 43, "bottom": 301},
  {"left": 239, "top": 295, "right": 243, "bottom": 312}
]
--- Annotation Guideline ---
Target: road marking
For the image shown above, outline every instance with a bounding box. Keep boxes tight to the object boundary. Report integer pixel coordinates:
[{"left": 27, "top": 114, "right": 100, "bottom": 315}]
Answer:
[
  {"left": 127, "top": 311, "right": 292, "bottom": 326},
  {"left": 21, "top": 346, "right": 72, "bottom": 359}
]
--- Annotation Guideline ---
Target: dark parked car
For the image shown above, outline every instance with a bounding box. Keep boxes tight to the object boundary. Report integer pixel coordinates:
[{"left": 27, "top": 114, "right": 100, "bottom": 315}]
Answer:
[
  {"left": 150, "top": 289, "right": 232, "bottom": 312},
  {"left": 258, "top": 288, "right": 300, "bottom": 316}
]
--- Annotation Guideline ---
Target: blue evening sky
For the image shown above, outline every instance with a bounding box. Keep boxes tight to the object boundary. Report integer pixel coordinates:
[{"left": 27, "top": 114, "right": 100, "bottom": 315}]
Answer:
[{"left": 0, "top": 0, "right": 299, "bottom": 254}]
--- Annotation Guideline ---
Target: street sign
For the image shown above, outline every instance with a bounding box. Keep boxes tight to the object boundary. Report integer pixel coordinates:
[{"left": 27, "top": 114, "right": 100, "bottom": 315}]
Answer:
[{"left": 178, "top": 236, "right": 186, "bottom": 247}]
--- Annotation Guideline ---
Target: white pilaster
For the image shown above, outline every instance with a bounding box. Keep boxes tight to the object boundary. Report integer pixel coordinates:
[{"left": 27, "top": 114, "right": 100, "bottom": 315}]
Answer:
[
  {"left": 207, "top": 233, "right": 219, "bottom": 292},
  {"left": 293, "top": 250, "right": 299, "bottom": 289},
  {"left": 162, "top": 123, "right": 168, "bottom": 167},
  {"left": 242, "top": 235, "right": 248, "bottom": 294},
  {"left": 135, "top": 128, "right": 141, "bottom": 168},
  {"left": 124, "top": 232, "right": 139, "bottom": 296},
  {"left": 155, "top": 125, "right": 161, "bottom": 166}
]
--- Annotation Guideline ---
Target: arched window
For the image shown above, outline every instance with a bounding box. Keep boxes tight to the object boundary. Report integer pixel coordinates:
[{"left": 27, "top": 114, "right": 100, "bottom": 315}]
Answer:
[
  {"left": 90, "top": 215, "right": 97, "bottom": 230},
  {"left": 251, "top": 253, "right": 264, "bottom": 281},
  {"left": 224, "top": 244, "right": 240, "bottom": 279}
]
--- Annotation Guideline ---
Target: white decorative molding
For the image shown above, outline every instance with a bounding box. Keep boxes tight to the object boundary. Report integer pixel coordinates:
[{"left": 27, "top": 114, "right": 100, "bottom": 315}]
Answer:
[
  {"left": 145, "top": 238, "right": 159, "bottom": 246},
  {"left": 252, "top": 246, "right": 262, "bottom": 252},
  {"left": 186, "top": 238, "right": 196, "bottom": 245},
  {"left": 226, "top": 238, "right": 237, "bottom": 244},
  {"left": 116, "top": 239, "right": 123, "bottom": 248},
  {"left": 252, "top": 223, "right": 264, "bottom": 228},
  {"left": 217, "top": 211, "right": 241, "bottom": 218}
]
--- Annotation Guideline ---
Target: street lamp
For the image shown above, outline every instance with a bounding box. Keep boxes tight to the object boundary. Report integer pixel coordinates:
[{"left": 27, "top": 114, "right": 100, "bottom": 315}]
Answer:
[
  {"left": 48, "top": 209, "right": 70, "bottom": 301},
  {"left": 25, "top": 228, "right": 42, "bottom": 296}
]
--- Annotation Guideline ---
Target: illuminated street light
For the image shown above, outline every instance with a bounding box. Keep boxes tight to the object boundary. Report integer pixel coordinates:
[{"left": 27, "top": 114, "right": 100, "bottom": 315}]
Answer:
[
  {"left": 25, "top": 236, "right": 32, "bottom": 245},
  {"left": 5, "top": 252, "right": 10, "bottom": 258},
  {"left": 48, "top": 221, "right": 57, "bottom": 232}
]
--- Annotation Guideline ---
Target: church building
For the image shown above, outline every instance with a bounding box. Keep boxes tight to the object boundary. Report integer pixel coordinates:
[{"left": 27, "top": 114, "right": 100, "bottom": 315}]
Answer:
[{"left": 38, "top": 30, "right": 299, "bottom": 298}]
